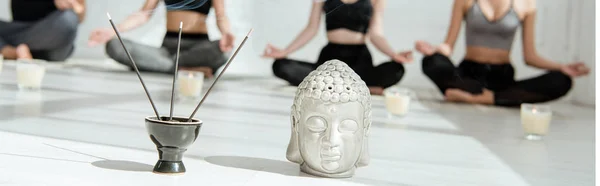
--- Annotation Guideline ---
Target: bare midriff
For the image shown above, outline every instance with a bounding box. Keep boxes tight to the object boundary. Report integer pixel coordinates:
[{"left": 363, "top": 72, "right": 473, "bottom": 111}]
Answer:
[
  {"left": 326, "top": 29, "right": 367, "bottom": 45},
  {"left": 464, "top": 46, "right": 512, "bottom": 64},
  {"left": 166, "top": 11, "right": 208, "bottom": 33}
]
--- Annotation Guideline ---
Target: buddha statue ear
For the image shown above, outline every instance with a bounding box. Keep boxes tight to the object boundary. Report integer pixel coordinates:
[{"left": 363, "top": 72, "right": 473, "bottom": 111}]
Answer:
[
  {"left": 357, "top": 114, "right": 371, "bottom": 166},
  {"left": 357, "top": 136, "right": 370, "bottom": 167},
  {"left": 286, "top": 108, "right": 303, "bottom": 164}
]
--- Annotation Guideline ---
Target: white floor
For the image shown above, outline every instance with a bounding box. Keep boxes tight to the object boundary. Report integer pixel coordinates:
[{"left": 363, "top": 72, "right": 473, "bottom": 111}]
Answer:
[{"left": 0, "top": 60, "right": 594, "bottom": 186}]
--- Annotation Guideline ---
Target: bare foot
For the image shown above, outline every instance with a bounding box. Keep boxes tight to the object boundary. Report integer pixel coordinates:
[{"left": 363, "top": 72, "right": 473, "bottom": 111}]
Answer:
[
  {"left": 0, "top": 46, "right": 17, "bottom": 59},
  {"left": 16, "top": 44, "right": 33, "bottom": 60},
  {"left": 369, "top": 87, "right": 384, "bottom": 95},
  {"left": 180, "top": 67, "right": 214, "bottom": 78},
  {"left": 445, "top": 88, "right": 494, "bottom": 105},
  {"left": 415, "top": 40, "right": 436, "bottom": 56},
  {"left": 445, "top": 89, "right": 474, "bottom": 103}
]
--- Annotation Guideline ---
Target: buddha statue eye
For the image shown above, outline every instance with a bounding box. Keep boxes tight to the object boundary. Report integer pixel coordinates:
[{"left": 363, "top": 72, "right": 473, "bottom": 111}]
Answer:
[
  {"left": 338, "top": 120, "right": 358, "bottom": 133},
  {"left": 306, "top": 116, "right": 327, "bottom": 133}
]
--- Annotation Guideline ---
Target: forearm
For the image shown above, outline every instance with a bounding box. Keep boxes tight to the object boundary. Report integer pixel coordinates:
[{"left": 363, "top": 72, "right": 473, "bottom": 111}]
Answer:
[
  {"left": 437, "top": 42, "right": 453, "bottom": 56},
  {"left": 216, "top": 18, "right": 231, "bottom": 34},
  {"left": 526, "top": 55, "right": 563, "bottom": 70},
  {"left": 116, "top": 13, "right": 151, "bottom": 32},
  {"left": 71, "top": 0, "right": 85, "bottom": 23},
  {"left": 76, "top": 10, "right": 85, "bottom": 23},
  {"left": 369, "top": 34, "right": 395, "bottom": 58},
  {"left": 283, "top": 27, "right": 318, "bottom": 54}
]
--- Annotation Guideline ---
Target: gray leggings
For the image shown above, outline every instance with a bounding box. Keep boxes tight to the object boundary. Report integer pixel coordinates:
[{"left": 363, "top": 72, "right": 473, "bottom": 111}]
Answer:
[
  {"left": 0, "top": 10, "right": 79, "bottom": 61},
  {"left": 105, "top": 33, "right": 226, "bottom": 74}
]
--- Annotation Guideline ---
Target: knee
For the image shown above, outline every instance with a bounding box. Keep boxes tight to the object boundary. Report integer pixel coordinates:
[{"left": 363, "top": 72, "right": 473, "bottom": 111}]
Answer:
[
  {"left": 53, "top": 10, "right": 79, "bottom": 34},
  {"left": 209, "top": 54, "right": 227, "bottom": 75},
  {"left": 396, "top": 63, "right": 405, "bottom": 77},
  {"left": 44, "top": 10, "right": 79, "bottom": 47},
  {"left": 210, "top": 46, "right": 227, "bottom": 72},
  {"left": 58, "top": 10, "right": 79, "bottom": 30},
  {"left": 385, "top": 62, "right": 405, "bottom": 80},
  {"left": 105, "top": 38, "right": 126, "bottom": 60},
  {"left": 549, "top": 71, "right": 573, "bottom": 96},
  {"left": 46, "top": 48, "right": 74, "bottom": 61},
  {"left": 421, "top": 53, "right": 452, "bottom": 76},
  {"left": 272, "top": 59, "right": 288, "bottom": 78}
]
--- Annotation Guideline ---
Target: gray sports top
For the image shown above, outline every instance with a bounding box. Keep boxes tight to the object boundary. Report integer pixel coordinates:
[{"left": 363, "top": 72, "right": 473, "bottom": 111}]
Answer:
[{"left": 465, "top": 0, "right": 521, "bottom": 50}]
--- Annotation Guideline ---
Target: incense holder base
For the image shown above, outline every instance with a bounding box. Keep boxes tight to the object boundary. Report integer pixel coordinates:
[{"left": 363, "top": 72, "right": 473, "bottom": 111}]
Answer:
[
  {"left": 145, "top": 116, "right": 202, "bottom": 174},
  {"left": 153, "top": 161, "right": 185, "bottom": 174}
]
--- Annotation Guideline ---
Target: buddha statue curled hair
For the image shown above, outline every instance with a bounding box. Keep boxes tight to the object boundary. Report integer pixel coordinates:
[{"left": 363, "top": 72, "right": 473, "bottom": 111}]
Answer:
[{"left": 287, "top": 59, "right": 371, "bottom": 178}]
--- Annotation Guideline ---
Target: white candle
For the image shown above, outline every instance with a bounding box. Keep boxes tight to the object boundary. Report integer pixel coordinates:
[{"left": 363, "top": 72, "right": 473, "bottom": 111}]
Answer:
[
  {"left": 0, "top": 55, "right": 4, "bottom": 74},
  {"left": 384, "top": 88, "right": 411, "bottom": 116},
  {"left": 521, "top": 104, "right": 552, "bottom": 138},
  {"left": 16, "top": 61, "right": 46, "bottom": 90},
  {"left": 177, "top": 71, "right": 204, "bottom": 99}
]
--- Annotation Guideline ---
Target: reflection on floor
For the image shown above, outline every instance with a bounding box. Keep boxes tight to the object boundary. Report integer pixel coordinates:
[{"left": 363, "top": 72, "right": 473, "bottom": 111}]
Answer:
[{"left": 0, "top": 60, "right": 594, "bottom": 186}]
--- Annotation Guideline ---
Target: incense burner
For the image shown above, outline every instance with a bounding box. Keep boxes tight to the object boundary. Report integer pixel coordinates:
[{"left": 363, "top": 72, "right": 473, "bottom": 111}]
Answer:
[
  {"left": 286, "top": 59, "right": 371, "bottom": 178},
  {"left": 145, "top": 116, "right": 202, "bottom": 174}
]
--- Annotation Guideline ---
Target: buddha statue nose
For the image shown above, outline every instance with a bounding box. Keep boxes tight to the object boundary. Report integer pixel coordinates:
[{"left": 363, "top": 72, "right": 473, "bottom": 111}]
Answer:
[{"left": 322, "top": 131, "right": 341, "bottom": 148}]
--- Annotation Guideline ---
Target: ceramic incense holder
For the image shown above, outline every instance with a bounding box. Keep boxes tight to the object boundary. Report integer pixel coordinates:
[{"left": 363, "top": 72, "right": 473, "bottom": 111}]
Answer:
[
  {"left": 145, "top": 116, "right": 202, "bottom": 174},
  {"left": 286, "top": 59, "right": 372, "bottom": 178}
]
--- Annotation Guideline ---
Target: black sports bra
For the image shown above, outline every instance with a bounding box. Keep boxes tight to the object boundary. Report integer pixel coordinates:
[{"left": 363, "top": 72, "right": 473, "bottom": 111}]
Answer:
[
  {"left": 164, "top": 0, "right": 212, "bottom": 15},
  {"left": 323, "top": 0, "right": 373, "bottom": 34},
  {"left": 11, "top": 0, "right": 57, "bottom": 22}
]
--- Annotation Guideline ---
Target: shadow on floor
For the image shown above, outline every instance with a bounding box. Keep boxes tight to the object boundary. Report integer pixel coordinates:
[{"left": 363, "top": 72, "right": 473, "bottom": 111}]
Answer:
[
  {"left": 43, "top": 143, "right": 154, "bottom": 172},
  {"left": 91, "top": 160, "right": 154, "bottom": 172},
  {"left": 204, "top": 156, "right": 305, "bottom": 177},
  {"left": 415, "top": 94, "right": 595, "bottom": 186}
]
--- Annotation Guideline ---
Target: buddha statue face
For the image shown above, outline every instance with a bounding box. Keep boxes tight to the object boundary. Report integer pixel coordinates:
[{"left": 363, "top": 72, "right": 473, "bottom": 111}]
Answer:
[{"left": 287, "top": 59, "right": 371, "bottom": 178}]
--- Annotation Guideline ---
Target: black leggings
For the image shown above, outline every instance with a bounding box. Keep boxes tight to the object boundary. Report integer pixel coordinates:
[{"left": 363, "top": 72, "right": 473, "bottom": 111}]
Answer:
[
  {"left": 422, "top": 53, "right": 573, "bottom": 107},
  {"left": 272, "top": 43, "right": 404, "bottom": 88}
]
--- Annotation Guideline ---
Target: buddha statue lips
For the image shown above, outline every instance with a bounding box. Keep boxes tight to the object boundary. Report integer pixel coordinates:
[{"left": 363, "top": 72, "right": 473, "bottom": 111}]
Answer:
[
  {"left": 320, "top": 147, "right": 342, "bottom": 162},
  {"left": 287, "top": 59, "right": 372, "bottom": 178},
  {"left": 320, "top": 145, "right": 342, "bottom": 171}
]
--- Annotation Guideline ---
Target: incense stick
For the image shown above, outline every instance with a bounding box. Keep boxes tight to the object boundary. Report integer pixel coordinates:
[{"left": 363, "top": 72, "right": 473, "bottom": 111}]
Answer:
[
  {"left": 187, "top": 29, "right": 254, "bottom": 121},
  {"left": 169, "top": 22, "right": 183, "bottom": 121},
  {"left": 107, "top": 13, "right": 161, "bottom": 120}
]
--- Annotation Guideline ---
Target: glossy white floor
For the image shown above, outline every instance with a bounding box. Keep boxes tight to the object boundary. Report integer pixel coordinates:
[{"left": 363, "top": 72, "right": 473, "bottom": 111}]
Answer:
[{"left": 0, "top": 61, "right": 594, "bottom": 186}]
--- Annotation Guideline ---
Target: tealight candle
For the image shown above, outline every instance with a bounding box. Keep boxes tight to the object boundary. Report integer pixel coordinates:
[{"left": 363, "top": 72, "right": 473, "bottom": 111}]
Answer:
[
  {"left": 177, "top": 70, "right": 204, "bottom": 100},
  {"left": 16, "top": 60, "right": 46, "bottom": 91},
  {"left": 521, "top": 104, "right": 552, "bottom": 140},
  {"left": 384, "top": 87, "right": 411, "bottom": 116}
]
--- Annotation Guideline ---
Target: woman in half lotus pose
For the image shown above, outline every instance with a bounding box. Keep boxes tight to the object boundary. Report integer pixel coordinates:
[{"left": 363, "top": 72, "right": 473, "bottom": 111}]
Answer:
[
  {"left": 416, "top": 0, "right": 590, "bottom": 107},
  {"left": 263, "top": 0, "right": 413, "bottom": 95},
  {"left": 88, "top": 0, "right": 234, "bottom": 77},
  {"left": 1, "top": 0, "right": 85, "bottom": 61}
]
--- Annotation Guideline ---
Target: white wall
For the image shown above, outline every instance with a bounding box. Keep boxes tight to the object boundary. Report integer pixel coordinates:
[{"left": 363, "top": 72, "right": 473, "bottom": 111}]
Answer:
[
  {"left": 569, "top": 0, "right": 595, "bottom": 106},
  {"left": 252, "top": 0, "right": 581, "bottom": 86},
  {"left": 0, "top": 0, "right": 594, "bottom": 104}
]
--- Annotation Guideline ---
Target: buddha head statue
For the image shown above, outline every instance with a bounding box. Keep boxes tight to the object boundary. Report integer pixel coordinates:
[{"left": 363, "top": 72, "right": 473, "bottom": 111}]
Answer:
[{"left": 286, "top": 59, "right": 371, "bottom": 178}]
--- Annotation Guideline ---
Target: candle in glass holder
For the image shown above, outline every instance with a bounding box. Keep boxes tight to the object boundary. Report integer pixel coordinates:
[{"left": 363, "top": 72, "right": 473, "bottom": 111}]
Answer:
[
  {"left": 384, "top": 87, "right": 411, "bottom": 116},
  {"left": 521, "top": 104, "right": 552, "bottom": 140},
  {"left": 0, "top": 55, "right": 4, "bottom": 74},
  {"left": 16, "top": 60, "right": 46, "bottom": 91},
  {"left": 177, "top": 70, "right": 204, "bottom": 100}
]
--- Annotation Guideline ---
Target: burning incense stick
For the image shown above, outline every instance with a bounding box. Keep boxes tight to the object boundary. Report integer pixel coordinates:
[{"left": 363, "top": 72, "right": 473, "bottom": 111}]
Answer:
[
  {"left": 107, "top": 13, "right": 161, "bottom": 120},
  {"left": 169, "top": 22, "right": 183, "bottom": 121},
  {"left": 187, "top": 29, "right": 254, "bottom": 121}
]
